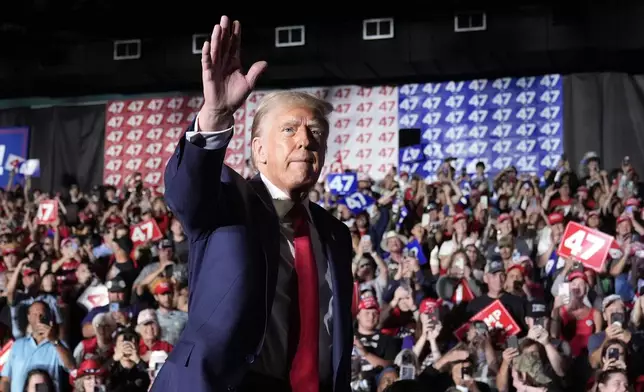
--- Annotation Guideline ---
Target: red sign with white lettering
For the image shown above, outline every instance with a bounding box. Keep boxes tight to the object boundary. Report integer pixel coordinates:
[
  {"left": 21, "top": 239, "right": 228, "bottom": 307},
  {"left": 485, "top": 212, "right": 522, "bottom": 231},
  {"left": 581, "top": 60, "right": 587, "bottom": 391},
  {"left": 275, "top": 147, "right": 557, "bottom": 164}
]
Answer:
[
  {"left": 129, "top": 219, "right": 163, "bottom": 246},
  {"left": 557, "top": 221, "right": 614, "bottom": 272},
  {"left": 36, "top": 200, "right": 58, "bottom": 225},
  {"left": 454, "top": 299, "right": 521, "bottom": 341}
]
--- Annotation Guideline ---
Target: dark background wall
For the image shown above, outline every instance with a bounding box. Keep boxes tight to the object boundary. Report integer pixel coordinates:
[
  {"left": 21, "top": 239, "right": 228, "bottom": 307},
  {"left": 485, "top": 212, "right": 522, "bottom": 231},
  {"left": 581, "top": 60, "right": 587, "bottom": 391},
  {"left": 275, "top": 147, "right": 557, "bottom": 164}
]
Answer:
[
  {"left": 564, "top": 73, "right": 644, "bottom": 176},
  {"left": 0, "top": 106, "right": 105, "bottom": 192},
  {"left": 2, "top": 2, "right": 644, "bottom": 191},
  {"left": 2, "top": 2, "right": 644, "bottom": 98}
]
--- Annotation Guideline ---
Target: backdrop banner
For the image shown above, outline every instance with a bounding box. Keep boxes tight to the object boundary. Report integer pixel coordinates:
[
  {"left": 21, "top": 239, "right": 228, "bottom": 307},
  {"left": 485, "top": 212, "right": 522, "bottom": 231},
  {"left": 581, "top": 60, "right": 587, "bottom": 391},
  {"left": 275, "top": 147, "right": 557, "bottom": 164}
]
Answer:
[{"left": 398, "top": 75, "right": 564, "bottom": 180}]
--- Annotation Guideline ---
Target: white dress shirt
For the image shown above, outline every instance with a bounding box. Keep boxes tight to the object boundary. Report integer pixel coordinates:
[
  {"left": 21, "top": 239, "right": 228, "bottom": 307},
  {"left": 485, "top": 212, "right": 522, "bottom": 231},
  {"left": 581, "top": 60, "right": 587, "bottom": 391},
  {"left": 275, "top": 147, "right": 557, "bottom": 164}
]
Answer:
[{"left": 185, "top": 122, "right": 334, "bottom": 382}]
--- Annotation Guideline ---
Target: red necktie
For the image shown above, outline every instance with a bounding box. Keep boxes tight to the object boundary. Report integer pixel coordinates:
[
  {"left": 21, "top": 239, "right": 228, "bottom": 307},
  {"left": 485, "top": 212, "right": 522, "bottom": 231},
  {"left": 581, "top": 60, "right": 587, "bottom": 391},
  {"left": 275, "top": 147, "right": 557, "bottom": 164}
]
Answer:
[{"left": 289, "top": 203, "right": 320, "bottom": 392}]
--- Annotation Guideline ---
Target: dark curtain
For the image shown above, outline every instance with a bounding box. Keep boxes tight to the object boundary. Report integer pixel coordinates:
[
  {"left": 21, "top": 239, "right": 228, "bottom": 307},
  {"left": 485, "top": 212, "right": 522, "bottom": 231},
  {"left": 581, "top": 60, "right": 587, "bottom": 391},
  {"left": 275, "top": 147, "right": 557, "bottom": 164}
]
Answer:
[
  {"left": 0, "top": 105, "right": 105, "bottom": 193},
  {"left": 564, "top": 73, "right": 644, "bottom": 173}
]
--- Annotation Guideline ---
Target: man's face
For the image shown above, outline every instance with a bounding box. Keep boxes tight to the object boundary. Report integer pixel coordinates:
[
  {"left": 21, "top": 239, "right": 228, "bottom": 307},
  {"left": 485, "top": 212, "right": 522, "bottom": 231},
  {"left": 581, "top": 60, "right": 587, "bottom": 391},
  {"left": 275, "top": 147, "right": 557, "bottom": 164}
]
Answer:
[
  {"left": 253, "top": 106, "right": 327, "bottom": 196},
  {"left": 155, "top": 292, "right": 173, "bottom": 308},
  {"left": 499, "top": 220, "right": 512, "bottom": 236},
  {"left": 159, "top": 247, "right": 173, "bottom": 260},
  {"left": 108, "top": 291, "right": 125, "bottom": 303},
  {"left": 27, "top": 302, "right": 47, "bottom": 328},
  {"left": 387, "top": 238, "right": 402, "bottom": 253},
  {"left": 484, "top": 271, "right": 505, "bottom": 293},
  {"left": 357, "top": 308, "right": 379, "bottom": 330},
  {"left": 499, "top": 245, "right": 513, "bottom": 260}
]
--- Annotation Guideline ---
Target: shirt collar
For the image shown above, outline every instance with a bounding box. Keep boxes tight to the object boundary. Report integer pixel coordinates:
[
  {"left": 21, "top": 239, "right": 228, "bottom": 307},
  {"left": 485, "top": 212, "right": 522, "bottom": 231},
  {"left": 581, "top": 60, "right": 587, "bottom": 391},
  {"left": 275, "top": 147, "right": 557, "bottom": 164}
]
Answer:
[{"left": 259, "top": 173, "right": 312, "bottom": 220}]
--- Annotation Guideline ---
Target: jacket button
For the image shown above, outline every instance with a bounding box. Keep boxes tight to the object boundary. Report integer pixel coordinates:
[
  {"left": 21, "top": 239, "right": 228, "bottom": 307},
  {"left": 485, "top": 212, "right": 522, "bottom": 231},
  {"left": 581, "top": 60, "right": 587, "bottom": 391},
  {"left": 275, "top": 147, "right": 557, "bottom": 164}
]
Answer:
[{"left": 245, "top": 354, "right": 255, "bottom": 364}]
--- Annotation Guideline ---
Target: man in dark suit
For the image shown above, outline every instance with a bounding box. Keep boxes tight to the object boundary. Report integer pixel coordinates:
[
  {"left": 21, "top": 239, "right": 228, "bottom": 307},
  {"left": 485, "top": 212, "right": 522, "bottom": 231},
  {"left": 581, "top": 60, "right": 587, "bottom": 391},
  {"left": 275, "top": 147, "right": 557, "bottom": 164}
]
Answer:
[{"left": 150, "top": 16, "right": 354, "bottom": 392}]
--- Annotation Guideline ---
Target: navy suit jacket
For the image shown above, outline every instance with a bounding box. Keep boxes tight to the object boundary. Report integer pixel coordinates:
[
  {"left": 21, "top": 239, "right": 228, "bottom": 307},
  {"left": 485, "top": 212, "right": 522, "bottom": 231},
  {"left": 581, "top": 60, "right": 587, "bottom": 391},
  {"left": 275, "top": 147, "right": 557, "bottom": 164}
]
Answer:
[{"left": 150, "top": 124, "right": 354, "bottom": 392}]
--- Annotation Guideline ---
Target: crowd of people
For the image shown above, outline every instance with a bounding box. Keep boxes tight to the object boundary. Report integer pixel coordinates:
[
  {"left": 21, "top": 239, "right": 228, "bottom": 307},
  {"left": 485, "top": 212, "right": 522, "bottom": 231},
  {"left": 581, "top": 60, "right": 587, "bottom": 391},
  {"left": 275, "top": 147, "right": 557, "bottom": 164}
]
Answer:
[
  {"left": 343, "top": 153, "right": 642, "bottom": 392},
  {"left": 0, "top": 172, "right": 188, "bottom": 392},
  {"left": 0, "top": 149, "right": 641, "bottom": 392}
]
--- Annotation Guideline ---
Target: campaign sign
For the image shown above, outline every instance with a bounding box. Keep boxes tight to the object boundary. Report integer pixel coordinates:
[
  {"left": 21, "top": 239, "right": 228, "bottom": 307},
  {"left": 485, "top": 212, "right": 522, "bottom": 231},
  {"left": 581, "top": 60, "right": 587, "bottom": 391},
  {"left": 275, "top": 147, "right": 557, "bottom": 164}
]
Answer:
[
  {"left": 326, "top": 173, "right": 357, "bottom": 195},
  {"left": 405, "top": 238, "right": 428, "bottom": 265},
  {"left": 77, "top": 284, "right": 109, "bottom": 311},
  {"left": 341, "top": 192, "right": 375, "bottom": 214},
  {"left": 454, "top": 299, "right": 521, "bottom": 341},
  {"left": 557, "top": 221, "right": 613, "bottom": 272},
  {"left": 0, "top": 127, "right": 30, "bottom": 185},
  {"left": 130, "top": 219, "right": 163, "bottom": 246},
  {"left": 36, "top": 200, "right": 58, "bottom": 225},
  {"left": 399, "top": 145, "right": 424, "bottom": 164},
  {"left": 0, "top": 340, "right": 13, "bottom": 372}
]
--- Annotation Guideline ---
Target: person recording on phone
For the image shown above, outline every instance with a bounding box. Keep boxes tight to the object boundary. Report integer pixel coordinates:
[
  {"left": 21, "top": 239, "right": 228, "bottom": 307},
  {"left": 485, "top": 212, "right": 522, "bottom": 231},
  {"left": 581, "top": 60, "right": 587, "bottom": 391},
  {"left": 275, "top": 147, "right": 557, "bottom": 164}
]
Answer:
[
  {"left": 587, "top": 295, "right": 644, "bottom": 371},
  {"left": 418, "top": 348, "right": 491, "bottom": 392},
  {"left": 21, "top": 369, "right": 56, "bottom": 392},
  {"left": 81, "top": 276, "right": 138, "bottom": 339},
  {"left": 1, "top": 301, "right": 74, "bottom": 392},
  {"left": 352, "top": 236, "right": 389, "bottom": 305},
  {"left": 107, "top": 327, "right": 150, "bottom": 392}
]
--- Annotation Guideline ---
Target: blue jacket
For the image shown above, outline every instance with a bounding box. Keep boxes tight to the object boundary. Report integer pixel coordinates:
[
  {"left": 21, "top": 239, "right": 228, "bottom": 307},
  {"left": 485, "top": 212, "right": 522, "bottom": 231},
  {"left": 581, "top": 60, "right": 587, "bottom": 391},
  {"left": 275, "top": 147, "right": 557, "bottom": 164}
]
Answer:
[{"left": 150, "top": 123, "right": 354, "bottom": 392}]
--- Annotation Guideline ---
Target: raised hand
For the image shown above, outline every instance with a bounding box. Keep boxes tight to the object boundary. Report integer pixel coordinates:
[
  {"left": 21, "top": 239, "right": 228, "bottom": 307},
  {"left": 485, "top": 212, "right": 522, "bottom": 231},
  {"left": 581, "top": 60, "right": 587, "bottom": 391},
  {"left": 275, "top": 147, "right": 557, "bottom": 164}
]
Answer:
[{"left": 199, "top": 16, "right": 267, "bottom": 131}]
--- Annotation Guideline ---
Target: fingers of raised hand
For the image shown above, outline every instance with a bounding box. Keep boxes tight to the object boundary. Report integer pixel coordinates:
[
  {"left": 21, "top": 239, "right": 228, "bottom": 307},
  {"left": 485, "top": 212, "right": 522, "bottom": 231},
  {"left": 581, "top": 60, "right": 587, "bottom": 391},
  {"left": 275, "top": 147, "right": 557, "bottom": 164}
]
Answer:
[{"left": 204, "top": 17, "right": 243, "bottom": 75}]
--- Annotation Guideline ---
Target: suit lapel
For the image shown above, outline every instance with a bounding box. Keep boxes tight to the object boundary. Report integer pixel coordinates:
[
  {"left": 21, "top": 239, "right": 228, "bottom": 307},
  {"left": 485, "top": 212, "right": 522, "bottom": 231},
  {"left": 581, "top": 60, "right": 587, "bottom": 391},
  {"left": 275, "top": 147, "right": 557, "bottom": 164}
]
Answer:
[
  {"left": 309, "top": 204, "right": 352, "bottom": 388},
  {"left": 247, "top": 175, "right": 280, "bottom": 332}
]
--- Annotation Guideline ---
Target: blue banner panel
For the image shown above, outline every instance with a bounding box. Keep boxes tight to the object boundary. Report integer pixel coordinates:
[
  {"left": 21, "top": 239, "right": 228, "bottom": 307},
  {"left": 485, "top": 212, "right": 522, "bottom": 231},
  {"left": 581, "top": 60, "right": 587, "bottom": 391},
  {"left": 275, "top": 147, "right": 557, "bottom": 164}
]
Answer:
[{"left": 398, "top": 75, "right": 563, "bottom": 181}]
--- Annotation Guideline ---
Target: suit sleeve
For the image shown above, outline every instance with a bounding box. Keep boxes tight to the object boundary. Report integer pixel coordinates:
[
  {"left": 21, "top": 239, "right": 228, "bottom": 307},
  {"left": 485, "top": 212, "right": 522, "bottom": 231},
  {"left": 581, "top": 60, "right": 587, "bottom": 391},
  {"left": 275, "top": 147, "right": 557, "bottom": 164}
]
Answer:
[{"left": 164, "top": 119, "right": 233, "bottom": 239}]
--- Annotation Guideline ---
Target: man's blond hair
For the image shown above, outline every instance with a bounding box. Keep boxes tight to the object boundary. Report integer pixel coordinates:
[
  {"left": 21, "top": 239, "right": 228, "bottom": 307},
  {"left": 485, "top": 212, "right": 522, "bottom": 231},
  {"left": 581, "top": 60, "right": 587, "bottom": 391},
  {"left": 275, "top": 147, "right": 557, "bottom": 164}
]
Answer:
[{"left": 249, "top": 91, "right": 333, "bottom": 167}]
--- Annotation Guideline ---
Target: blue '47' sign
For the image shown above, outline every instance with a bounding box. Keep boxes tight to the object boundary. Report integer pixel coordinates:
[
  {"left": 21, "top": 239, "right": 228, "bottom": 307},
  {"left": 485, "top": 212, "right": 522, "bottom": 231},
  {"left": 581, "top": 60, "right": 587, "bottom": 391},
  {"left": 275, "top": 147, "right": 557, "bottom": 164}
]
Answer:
[
  {"left": 342, "top": 192, "right": 375, "bottom": 214},
  {"left": 327, "top": 173, "right": 357, "bottom": 195}
]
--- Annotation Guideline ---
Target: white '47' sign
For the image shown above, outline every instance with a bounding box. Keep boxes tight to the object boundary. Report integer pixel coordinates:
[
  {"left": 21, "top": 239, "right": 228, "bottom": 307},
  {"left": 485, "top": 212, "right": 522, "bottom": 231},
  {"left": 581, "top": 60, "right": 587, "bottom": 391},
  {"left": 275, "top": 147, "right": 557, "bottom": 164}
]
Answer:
[
  {"left": 557, "top": 221, "right": 613, "bottom": 272},
  {"left": 36, "top": 200, "right": 58, "bottom": 225}
]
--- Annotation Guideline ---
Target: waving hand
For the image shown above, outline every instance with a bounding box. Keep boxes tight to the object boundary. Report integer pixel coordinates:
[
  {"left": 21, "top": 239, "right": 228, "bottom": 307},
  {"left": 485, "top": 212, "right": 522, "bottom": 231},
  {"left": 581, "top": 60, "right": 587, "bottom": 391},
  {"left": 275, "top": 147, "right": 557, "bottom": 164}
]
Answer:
[{"left": 199, "top": 16, "right": 267, "bottom": 131}]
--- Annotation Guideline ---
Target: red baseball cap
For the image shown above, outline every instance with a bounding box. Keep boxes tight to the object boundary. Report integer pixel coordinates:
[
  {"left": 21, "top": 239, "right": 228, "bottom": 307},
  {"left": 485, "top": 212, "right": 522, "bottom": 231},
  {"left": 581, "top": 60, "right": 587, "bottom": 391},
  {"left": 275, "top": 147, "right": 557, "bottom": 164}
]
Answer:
[
  {"left": 358, "top": 296, "right": 379, "bottom": 312},
  {"left": 548, "top": 212, "right": 564, "bottom": 225},
  {"left": 419, "top": 297, "right": 439, "bottom": 314},
  {"left": 153, "top": 279, "right": 173, "bottom": 295}
]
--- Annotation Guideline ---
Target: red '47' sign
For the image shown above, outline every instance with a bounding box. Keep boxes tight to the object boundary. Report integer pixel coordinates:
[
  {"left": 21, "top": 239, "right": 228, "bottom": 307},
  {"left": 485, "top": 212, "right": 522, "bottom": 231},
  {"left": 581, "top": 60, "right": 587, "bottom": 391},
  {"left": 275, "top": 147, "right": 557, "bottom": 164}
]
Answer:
[
  {"left": 36, "top": 200, "right": 58, "bottom": 225},
  {"left": 557, "top": 221, "right": 614, "bottom": 272},
  {"left": 130, "top": 219, "right": 163, "bottom": 246},
  {"left": 454, "top": 300, "right": 521, "bottom": 342}
]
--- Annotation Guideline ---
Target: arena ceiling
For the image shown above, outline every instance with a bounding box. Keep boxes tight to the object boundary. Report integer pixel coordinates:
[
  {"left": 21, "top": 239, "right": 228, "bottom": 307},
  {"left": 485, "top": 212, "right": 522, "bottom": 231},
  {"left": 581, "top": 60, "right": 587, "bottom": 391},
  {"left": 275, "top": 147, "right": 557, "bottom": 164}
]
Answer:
[{"left": 1, "top": 1, "right": 644, "bottom": 99}]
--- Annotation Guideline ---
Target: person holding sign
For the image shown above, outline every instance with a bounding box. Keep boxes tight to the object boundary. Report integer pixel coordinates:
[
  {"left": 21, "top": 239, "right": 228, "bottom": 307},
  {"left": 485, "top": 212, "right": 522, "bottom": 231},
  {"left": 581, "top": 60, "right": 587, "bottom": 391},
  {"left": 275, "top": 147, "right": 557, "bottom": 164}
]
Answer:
[
  {"left": 466, "top": 259, "right": 528, "bottom": 336},
  {"left": 153, "top": 16, "right": 354, "bottom": 392}
]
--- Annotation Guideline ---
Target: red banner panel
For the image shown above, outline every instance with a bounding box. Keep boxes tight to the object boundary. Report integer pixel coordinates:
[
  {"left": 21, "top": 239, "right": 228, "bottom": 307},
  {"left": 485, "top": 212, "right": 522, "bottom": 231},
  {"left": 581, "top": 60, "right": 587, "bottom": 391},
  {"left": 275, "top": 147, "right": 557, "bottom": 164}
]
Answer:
[{"left": 103, "top": 97, "right": 248, "bottom": 194}]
